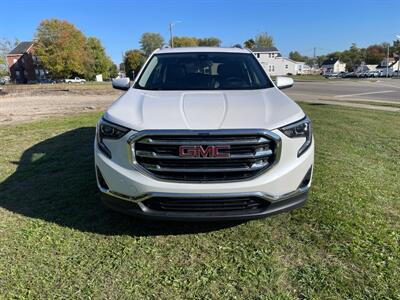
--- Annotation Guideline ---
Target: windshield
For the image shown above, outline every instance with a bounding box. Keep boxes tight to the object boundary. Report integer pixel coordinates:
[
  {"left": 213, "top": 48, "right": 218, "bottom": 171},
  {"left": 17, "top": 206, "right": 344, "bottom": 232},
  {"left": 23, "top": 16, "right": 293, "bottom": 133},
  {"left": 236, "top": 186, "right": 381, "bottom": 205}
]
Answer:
[{"left": 135, "top": 52, "right": 273, "bottom": 90}]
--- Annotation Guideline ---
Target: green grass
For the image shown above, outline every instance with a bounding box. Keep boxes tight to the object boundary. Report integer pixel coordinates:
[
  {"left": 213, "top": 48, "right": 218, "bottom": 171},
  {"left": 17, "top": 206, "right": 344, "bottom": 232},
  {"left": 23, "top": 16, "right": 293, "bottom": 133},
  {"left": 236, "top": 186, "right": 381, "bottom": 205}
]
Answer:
[
  {"left": 0, "top": 105, "right": 399, "bottom": 299},
  {"left": 336, "top": 100, "right": 400, "bottom": 109},
  {"left": 288, "top": 75, "right": 329, "bottom": 81}
]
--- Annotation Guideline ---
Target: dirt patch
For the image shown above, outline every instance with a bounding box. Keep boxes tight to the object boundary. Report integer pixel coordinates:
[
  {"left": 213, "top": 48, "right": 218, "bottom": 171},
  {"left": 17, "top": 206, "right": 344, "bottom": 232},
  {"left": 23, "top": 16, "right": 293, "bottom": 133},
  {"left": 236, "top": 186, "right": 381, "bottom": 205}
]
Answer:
[{"left": 0, "top": 94, "right": 120, "bottom": 124}]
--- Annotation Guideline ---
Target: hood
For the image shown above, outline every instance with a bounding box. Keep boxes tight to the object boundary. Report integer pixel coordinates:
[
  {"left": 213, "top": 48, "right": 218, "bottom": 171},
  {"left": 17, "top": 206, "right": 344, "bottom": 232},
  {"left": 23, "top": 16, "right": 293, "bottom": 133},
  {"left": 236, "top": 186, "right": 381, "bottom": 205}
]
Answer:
[{"left": 104, "top": 88, "right": 305, "bottom": 131}]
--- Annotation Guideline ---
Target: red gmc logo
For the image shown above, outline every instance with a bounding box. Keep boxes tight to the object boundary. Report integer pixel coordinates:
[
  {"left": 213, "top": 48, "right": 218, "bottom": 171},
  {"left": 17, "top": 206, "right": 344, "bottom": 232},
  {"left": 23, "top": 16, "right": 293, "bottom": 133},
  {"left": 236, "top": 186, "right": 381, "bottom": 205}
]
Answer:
[{"left": 179, "top": 145, "right": 230, "bottom": 158}]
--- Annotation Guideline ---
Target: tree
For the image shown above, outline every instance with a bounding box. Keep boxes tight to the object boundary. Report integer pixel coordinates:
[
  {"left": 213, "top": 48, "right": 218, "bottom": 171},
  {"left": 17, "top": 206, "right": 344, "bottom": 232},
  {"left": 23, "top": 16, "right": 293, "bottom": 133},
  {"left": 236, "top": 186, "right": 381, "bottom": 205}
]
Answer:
[
  {"left": 365, "top": 44, "right": 386, "bottom": 64},
  {"left": 243, "top": 39, "right": 255, "bottom": 49},
  {"left": 34, "top": 19, "right": 88, "bottom": 78},
  {"left": 0, "top": 38, "right": 19, "bottom": 76},
  {"left": 140, "top": 32, "right": 164, "bottom": 56},
  {"left": 85, "top": 37, "right": 113, "bottom": 79},
  {"left": 289, "top": 51, "right": 306, "bottom": 62},
  {"left": 109, "top": 63, "right": 118, "bottom": 78},
  {"left": 254, "top": 32, "right": 274, "bottom": 48},
  {"left": 197, "top": 37, "right": 221, "bottom": 47},
  {"left": 124, "top": 50, "right": 146, "bottom": 79},
  {"left": 340, "top": 43, "right": 364, "bottom": 71},
  {"left": 172, "top": 36, "right": 198, "bottom": 47}
]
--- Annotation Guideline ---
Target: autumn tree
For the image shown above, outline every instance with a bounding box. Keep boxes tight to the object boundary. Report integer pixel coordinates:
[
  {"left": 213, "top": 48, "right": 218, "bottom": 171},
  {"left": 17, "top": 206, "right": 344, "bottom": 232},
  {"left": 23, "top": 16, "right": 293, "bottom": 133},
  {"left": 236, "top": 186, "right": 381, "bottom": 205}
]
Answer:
[
  {"left": 34, "top": 19, "right": 88, "bottom": 78},
  {"left": 365, "top": 44, "right": 386, "bottom": 64},
  {"left": 197, "top": 37, "right": 221, "bottom": 47},
  {"left": 254, "top": 32, "right": 274, "bottom": 48},
  {"left": 140, "top": 32, "right": 164, "bottom": 56},
  {"left": 85, "top": 37, "right": 113, "bottom": 79},
  {"left": 124, "top": 50, "right": 146, "bottom": 79},
  {"left": 172, "top": 36, "right": 198, "bottom": 47}
]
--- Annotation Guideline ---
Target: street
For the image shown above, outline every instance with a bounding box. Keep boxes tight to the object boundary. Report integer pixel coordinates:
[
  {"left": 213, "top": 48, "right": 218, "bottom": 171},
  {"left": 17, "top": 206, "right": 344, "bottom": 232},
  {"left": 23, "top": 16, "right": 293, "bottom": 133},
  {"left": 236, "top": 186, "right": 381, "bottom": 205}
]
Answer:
[{"left": 287, "top": 79, "right": 400, "bottom": 103}]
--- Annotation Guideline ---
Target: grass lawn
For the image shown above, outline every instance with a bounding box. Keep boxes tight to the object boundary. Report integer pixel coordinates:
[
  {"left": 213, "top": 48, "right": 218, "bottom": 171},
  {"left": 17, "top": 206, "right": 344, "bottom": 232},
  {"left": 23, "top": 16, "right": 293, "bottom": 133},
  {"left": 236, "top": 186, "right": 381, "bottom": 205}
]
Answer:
[
  {"left": 0, "top": 104, "right": 399, "bottom": 299},
  {"left": 288, "top": 75, "right": 329, "bottom": 81}
]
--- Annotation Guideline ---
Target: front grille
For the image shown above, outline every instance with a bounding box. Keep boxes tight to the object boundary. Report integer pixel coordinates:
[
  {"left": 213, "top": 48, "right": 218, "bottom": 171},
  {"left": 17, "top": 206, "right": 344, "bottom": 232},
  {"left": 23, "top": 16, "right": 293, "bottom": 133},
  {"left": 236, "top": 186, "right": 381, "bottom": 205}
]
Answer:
[
  {"left": 143, "top": 196, "right": 269, "bottom": 212},
  {"left": 132, "top": 130, "right": 280, "bottom": 182}
]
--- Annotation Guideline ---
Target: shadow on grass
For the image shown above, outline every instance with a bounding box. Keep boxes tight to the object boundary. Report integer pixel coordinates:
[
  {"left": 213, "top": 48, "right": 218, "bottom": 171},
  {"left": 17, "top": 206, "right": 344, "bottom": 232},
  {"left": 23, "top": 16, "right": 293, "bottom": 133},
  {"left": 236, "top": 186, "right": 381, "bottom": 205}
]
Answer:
[{"left": 0, "top": 127, "right": 241, "bottom": 236}]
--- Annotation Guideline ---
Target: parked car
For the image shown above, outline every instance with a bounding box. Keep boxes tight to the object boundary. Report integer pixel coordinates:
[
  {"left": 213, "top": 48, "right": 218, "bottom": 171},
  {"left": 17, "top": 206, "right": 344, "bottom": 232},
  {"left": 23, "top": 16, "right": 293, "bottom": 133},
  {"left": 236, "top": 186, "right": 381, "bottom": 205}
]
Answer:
[
  {"left": 95, "top": 47, "right": 314, "bottom": 220},
  {"left": 342, "top": 72, "right": 355, "bottom": 78},
  {"left": 1, "top": 76, "right": 10, "bottom": 83},
  {"left": 324, "top": 72, "right": 338, "bottom": 78},
  {"left": 38, "top": 78, "right": 56, "bottom": 84},
  {"left": 65, "top": 77, "right": 86, "bottom": 84}
]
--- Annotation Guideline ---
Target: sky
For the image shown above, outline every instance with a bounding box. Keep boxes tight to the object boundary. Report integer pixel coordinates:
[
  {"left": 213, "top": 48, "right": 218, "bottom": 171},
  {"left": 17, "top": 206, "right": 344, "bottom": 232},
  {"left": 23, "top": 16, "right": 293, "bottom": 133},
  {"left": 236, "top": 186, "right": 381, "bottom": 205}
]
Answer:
[{"left": 1, "top": 0, "right": 399, "bottom": 64}]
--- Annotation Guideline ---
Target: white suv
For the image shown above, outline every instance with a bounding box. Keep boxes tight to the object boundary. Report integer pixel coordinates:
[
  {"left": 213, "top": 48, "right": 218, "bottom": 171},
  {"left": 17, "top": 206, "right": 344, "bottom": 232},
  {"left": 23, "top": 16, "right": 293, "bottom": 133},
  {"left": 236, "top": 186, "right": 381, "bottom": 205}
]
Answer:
[{"left": 95, "top": 47, "right": 314, "bottom": 221}]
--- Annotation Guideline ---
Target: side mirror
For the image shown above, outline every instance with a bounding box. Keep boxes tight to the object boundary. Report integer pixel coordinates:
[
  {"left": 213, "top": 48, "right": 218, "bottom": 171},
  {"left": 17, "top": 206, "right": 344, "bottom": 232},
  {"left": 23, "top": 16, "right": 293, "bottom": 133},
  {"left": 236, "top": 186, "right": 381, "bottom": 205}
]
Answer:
[
  {"left": 276, "top": 76, "right": 294, "bottom": 89},
  {"left": 112, "top": 78, "right": 130, "bottom": 91}
]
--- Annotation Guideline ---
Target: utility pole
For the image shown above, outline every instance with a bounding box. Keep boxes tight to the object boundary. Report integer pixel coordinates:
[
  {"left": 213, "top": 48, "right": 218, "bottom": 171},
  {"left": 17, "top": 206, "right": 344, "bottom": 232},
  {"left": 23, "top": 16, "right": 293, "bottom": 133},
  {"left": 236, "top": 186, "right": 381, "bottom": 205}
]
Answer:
[
  {"left": 169, "top": 21, "right": 182, "bottom": 48},
  {"left": 169, "top": 23, "right": 173, "bottom": 47},
  {"left": 313, "top": 47, "right": 317, "bottom": 74},
  {"left": 386, "top": 43, "right": 390, "bottom": 78}
]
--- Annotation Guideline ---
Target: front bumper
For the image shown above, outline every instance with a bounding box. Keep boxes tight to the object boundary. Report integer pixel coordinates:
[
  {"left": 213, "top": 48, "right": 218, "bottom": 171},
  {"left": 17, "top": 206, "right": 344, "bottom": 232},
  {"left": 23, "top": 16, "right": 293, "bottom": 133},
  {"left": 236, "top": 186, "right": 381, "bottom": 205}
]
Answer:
[
  {"left": 95, "top": 129, "right": 314, "bottom": 221},
  {"left": 101, "top": 188, "right": 309, "bottom": 221}
]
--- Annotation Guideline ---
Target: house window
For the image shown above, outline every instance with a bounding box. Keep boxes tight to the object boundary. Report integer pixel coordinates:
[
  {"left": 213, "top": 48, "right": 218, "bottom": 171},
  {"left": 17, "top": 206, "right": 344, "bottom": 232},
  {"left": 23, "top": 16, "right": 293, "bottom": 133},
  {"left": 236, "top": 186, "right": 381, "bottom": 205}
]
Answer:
[
  {"left": 272, "top": 65, "right": 275, "bottom": 72},
  {"left": 257, "top": 53, "right": 260, "bottom": 58},
  {"left": 285, "top": 65, "right": 288, "bottom": 69}
]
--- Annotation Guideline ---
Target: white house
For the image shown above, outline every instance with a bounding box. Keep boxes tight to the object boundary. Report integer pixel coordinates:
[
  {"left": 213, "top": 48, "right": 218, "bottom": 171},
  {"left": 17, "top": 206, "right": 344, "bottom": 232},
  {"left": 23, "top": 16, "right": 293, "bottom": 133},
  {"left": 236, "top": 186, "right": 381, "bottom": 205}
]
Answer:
[
  {"left": 321, "top": 59, "right": 346, "bottom": 74},
  {"left": 252, "top": 47, "right": 308, "bottom": 76},
  {"left": 376, "top": 58, "right": 399, "bottom": 76},
  {"left": 355, "top": 63, "right": 378, "bottom": 73}
]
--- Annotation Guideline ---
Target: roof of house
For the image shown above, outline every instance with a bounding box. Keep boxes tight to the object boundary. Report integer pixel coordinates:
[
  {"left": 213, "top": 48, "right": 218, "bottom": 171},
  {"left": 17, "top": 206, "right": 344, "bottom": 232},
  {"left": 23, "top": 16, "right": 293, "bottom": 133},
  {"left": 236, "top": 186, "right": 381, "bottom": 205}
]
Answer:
[
  {"left": 376, "top": 58, "right": 398, "bottom": 69},
  {"left": 8, "top": 41, "right": 34, "bottom": 55},
  {"left": 251, "top": 46, "right": 279, "bottom": 53},
  {"left": 321, "top": 58, "right": 339, "bottom": 66}
]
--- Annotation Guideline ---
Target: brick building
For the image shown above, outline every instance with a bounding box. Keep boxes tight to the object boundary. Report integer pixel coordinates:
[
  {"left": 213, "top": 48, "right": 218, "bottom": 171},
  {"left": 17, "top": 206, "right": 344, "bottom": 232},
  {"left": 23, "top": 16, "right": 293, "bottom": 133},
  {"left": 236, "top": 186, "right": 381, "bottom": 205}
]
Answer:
[{"left": 6, "top": 41, "right": 46, "bottom": 83}]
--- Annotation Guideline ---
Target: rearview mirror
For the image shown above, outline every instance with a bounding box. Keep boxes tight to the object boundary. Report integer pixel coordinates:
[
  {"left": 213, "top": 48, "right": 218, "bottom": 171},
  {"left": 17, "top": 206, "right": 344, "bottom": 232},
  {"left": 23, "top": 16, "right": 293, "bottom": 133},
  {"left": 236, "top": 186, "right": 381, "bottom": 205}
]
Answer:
[
  {"left": 276, "top": 76, "right": 294, "bottom": 89},
  {"left": 112, "top": 78, "right": 130, "bottom": 91}
]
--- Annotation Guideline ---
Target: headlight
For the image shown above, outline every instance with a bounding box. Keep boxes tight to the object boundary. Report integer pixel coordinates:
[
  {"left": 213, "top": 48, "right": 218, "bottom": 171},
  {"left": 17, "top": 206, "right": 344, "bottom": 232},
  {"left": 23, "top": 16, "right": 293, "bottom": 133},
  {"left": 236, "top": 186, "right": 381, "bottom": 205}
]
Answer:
[
  {"left": 279, "top": 116, "right": 312, "bottom": 157},
  {"left": 96, "top": 118, "right": 130, "bottom": 158}
]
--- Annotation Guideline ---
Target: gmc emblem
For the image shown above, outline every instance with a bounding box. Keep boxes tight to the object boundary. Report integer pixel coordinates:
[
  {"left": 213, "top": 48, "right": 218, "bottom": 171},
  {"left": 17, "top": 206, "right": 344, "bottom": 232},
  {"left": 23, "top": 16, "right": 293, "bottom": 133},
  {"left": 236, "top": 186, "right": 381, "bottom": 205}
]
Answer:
[{"left": 179, "top": 145, "right": 230, "bottom": 158}]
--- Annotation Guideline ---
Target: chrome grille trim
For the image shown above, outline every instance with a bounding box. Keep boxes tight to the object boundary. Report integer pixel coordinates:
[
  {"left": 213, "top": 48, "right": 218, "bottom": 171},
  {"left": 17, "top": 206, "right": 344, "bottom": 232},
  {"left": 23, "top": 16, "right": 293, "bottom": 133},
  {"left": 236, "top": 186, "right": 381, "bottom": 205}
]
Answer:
[
  {"left": 135, "top": 149, "right": 273, "bottom": 160},
  {"left": 128, "top": 129, "right": 281, "bottom": 183}
]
